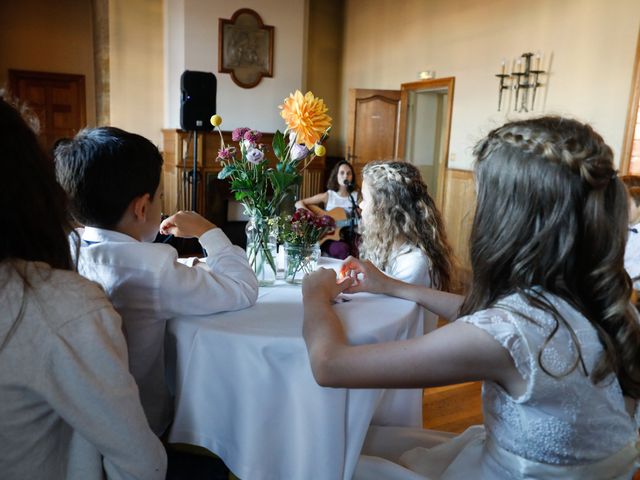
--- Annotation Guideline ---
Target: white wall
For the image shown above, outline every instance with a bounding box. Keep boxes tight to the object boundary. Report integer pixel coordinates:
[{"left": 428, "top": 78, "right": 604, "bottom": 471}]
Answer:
[
  {"left": 165, "top": 0, "right": 308, "bottom": 134},
  {"left": 109, "top": 0, "right": 164, "bottom": 146},
  {"left": 342, "top": 0, "right": 640, "bottom": 169}
]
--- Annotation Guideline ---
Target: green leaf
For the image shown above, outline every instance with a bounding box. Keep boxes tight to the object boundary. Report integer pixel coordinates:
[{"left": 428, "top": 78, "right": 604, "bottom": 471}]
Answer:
[
  {"left": 218, "top": 165, "right": 235, "bottom": 180},
  {"left": 272, "top": 130, "right": 286, "bottom": 160}
]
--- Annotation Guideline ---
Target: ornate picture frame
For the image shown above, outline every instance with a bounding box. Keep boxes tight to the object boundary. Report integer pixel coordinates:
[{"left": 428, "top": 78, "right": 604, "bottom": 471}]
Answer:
[{"left": 218, "top": 9, "right": 274, "bottom": 89}]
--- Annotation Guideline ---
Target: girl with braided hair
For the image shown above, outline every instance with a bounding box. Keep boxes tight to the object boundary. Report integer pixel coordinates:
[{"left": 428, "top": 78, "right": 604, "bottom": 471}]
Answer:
[
  {"left": 359, "top": 161, "right": 454, "bottom": 288},
  {"left": 303, "top": 117, "right": 640, "bottom": 479},
  {"left": 359, "top": 160, "right": 454, "bottom": 332}
]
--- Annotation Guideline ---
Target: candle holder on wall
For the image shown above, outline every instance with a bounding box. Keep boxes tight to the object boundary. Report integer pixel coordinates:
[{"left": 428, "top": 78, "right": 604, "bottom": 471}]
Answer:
[{"left": 495, "top": 52, "right": 546, "bottom": 112}]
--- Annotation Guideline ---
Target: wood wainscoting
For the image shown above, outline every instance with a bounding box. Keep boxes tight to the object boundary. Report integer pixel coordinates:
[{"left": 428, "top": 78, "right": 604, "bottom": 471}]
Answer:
[{"left": 441, "top": 168, "right": 475, "bottom": 285}]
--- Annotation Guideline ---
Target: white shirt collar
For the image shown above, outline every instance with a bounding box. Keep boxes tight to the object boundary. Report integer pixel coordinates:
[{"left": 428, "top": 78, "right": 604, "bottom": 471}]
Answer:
[{"left": 82, "top": 226, "right": 139, "bottom": 244}]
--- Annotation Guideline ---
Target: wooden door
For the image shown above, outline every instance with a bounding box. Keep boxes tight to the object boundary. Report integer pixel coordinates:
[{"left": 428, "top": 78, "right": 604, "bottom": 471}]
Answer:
[
  {"left": 9, "top": 70, "right": 86, "bottom": 153},
  {"left": 346, "top": 89, "right": 401, "bottom": 183}
]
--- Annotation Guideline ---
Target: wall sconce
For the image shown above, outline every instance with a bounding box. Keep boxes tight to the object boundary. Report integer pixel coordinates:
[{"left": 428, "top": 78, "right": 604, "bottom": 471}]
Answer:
[{"left": 495, "top": 52, "right": 546, "bottom": 112}]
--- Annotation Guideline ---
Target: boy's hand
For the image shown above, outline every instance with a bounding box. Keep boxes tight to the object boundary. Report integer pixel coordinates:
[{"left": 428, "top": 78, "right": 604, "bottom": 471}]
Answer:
[
  {"left": 339, "top": 256, "right": 390, "bottom": 294},
  {"left": 160, "top": 211, "right": 216, "bottom": 238},
  {"left": 302, "top": 268, "right": 353, "bottom": 303}
]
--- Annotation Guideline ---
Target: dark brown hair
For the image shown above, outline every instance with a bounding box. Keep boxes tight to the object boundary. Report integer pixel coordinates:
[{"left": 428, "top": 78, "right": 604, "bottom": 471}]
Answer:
[
  {"left": 55, "top": 127, "right": 163, "bottom": 229},
  {"left": 0, "top": 97, "right": 73, "bottom": 270},
  {"left": 326, "top": 160, "right": 356, "bottom": 192},
  {"left": 462, "top": 116, "right": 640, "bottom": 398}
]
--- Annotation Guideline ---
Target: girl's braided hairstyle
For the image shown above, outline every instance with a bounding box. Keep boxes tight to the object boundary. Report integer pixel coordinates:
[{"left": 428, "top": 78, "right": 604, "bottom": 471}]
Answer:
[
  {"left": 462, "top": 116, "right": 640, "bottom": 398},
  {"left": 360, "top": 161, "right": 454, "bottom": 291}
]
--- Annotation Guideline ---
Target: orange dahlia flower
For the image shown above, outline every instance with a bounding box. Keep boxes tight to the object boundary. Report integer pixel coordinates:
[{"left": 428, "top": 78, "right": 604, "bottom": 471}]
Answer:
[{"left": 279, "top": 90, "right": 332, "bottom": 149}]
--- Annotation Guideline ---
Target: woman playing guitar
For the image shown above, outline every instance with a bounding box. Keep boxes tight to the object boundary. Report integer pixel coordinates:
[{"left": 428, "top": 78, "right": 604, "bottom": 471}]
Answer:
[{"left": 295, "top": 160, "right": 360, "bottom": 259}]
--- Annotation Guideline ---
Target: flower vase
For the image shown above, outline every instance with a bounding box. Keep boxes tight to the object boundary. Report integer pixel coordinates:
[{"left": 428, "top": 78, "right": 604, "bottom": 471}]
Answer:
[
  {"left": 246, "top": 216, "right": 278, "bottom": 286},
  {"left": 284, "top": 242, "right": 321, "bottom": 284}
]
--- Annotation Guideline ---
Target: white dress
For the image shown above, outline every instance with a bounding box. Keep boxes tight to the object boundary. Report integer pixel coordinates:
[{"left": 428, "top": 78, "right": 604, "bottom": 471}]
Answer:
[
  {"left": 355, "top": 291, "right": 639, "bottom": 479},
  {"left": 386, "top": 245, "right": 437, "bottom": 333},
  {"left": 369, "top": 246, "right": 433, "bottom": 429}
]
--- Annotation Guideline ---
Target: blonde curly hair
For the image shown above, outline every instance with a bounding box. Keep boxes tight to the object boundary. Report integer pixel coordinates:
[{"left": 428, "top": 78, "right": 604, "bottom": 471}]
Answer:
[{"left": 359, "top": 161, "right": 454, "bottom": 291}]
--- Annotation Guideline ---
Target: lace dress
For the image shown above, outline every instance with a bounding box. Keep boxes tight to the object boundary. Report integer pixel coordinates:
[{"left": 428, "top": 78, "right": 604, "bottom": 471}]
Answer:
[{"left": 355, "top": 292, "right": 640, "bottom": 479}]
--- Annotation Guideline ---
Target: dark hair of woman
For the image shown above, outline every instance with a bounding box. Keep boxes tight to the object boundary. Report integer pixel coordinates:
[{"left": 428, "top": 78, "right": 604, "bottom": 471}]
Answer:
[
  {"left": 326, "top": 160, "right": 357, "bottom": 192},
  {"left": 461, "top": 116, "right": 640, "bottom": 398},
  {"left": 0, "top": 97, "right": 73, "bottom": 270}
]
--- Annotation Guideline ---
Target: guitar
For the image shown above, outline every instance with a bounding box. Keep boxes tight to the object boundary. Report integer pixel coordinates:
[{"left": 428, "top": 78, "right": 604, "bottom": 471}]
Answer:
[{"left": 308, "top": 205, "right": 359, "bottom": 245}]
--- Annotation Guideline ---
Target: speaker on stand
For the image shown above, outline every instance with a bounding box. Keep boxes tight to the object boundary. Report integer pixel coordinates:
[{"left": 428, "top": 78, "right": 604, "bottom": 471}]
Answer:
[{"left": 180, "top": 70, "right": 217, "bottom": 212}]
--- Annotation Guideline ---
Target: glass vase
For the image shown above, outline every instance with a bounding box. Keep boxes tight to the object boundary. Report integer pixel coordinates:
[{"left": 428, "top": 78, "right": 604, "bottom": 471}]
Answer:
[
  {"left": 284, "top": 242, "right": 321, "bottom": 284},
  {"left": 245, "top": 215, "right": 278, "bottom": 286}
]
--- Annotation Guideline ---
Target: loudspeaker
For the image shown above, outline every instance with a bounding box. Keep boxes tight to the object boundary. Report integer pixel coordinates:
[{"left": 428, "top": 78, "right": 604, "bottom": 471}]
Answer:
[{"left": 180, "top": 71, "right": 217, "bottom": 131}]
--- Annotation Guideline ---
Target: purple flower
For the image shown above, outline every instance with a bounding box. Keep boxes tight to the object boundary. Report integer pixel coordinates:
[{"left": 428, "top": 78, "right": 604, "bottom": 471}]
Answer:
[
  {"left": 290, "top": 143, "right": 309, "bottom": 161},
  {"left": 217, "top": 146, "right": 236, "bottom": 161},
  {"left": 232, "top": 127, "right": 250, "bottom": 142},
  {"left": 244, "top": 129, "right": 262, "bottom": 143},
  {"left": 246, "top": 148, "right": 265, "bottom": 164}
]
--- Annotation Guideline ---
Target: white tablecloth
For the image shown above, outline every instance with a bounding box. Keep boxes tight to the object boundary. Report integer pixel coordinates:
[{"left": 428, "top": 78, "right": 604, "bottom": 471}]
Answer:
[{"left": 166, "top": 268, "right": 423, "bottom": 480}]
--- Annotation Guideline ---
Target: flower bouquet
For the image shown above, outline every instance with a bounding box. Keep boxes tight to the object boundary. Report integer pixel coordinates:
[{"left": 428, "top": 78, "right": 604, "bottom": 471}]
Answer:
[
  {"left": 278, "top": 208, "right": 336, "bottom": 283},
  {"left": 212, "top": 90, "right": 331, "bottom": 285}
]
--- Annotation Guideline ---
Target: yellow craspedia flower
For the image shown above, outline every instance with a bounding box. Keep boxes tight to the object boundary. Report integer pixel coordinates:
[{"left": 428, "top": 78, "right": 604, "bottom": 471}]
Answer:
[
  {"left": 280, "top": 90, "right": 332, "bottom": 149},
  {"left": 314, "top": 144, "right": 326, "bottom": 157},
  {"left": 210, "top": 114, "right": 222, "bottom": 127}
]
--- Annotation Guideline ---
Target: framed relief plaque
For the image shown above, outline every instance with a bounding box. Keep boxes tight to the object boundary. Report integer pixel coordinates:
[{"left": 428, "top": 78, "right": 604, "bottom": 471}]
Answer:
[{"left": 219, "top": 9, "right": 274, "bottom": 89}]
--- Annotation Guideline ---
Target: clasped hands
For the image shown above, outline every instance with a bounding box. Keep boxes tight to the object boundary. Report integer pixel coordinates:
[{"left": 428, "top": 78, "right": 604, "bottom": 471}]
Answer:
[{"left": 302, "top": 256, "right": 391, "bottom": 303}]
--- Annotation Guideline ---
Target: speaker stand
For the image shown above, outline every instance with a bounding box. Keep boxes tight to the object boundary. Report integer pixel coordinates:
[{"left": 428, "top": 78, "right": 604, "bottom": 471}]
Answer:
[{"left": 191, "top": 130, "right": 198, "bottom": 211}]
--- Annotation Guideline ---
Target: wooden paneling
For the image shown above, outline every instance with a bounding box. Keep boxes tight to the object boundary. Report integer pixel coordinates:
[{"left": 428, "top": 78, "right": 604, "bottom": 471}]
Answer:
[
  {"left": 441, "top": 168, "right": 475, "bottom": 280},
  {"left": 621, "top": 28, "right": 640, "bottom": 174},
  {"left": 10, "top": 69, "right": 86, "bottom": 153},
  {"left": 161, "top": 129, "right": 325, "bottom": 219}
]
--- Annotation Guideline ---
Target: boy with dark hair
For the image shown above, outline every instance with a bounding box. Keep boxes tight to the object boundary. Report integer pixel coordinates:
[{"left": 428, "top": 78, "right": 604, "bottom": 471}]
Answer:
[{"left": 55, "top": 127, "right": 258, "bottom": 436}]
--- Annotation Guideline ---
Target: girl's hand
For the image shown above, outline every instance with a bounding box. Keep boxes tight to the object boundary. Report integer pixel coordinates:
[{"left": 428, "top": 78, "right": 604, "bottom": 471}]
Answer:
[
  {"left": 303, "top": 268, "right": 353, "bottom": 303},
  {"left": 160, "top": 211, "right": 216, "bottom": 238},
  {"left": 339, "top": 257, "right": 391, "bottom": 294}
]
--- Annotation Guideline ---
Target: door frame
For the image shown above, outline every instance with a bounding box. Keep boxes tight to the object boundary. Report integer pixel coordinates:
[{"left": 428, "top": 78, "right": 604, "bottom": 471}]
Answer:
[
  {"left": 620, "top": 28, "right": 640, "bottom": 174},
  {"left": 397, "top": 77, "right": 455, "bottom": 209}
]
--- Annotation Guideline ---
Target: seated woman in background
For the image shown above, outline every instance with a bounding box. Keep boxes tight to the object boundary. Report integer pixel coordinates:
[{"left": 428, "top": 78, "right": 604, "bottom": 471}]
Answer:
[
  {"left": 0, "top": 96, "right": 166, "bottom": 479},
  {"left": 296, "top": 160, "right": 360, "bottom": 259},
  {"left": 359, "top": 161, "right": 454, "bottom": 332},
  {"left": 303, "top": 117, "right": 640, "bottom": 479},
  {"left": 621, "top": 175, "right": 640, "bottom": 290}
]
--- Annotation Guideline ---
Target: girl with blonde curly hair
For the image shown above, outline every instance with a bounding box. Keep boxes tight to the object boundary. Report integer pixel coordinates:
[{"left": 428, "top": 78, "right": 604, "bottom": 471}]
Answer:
[{"left": 359, "top": 160, "right": 454, "bottom": 292}]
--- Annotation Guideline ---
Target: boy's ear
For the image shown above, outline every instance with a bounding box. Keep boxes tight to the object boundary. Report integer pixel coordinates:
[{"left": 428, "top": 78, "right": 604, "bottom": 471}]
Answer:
[{"left": 131, "top": 193, "right": 151, "bottom": 222}]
